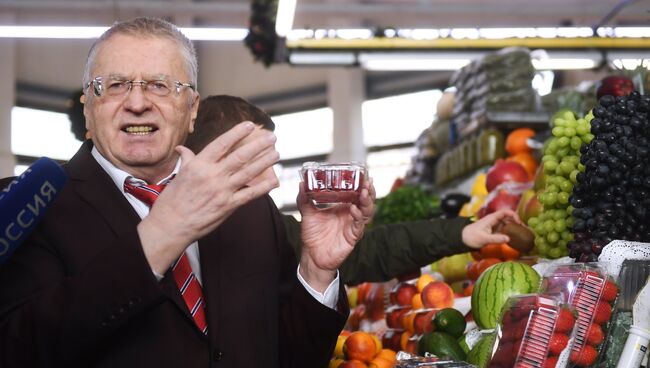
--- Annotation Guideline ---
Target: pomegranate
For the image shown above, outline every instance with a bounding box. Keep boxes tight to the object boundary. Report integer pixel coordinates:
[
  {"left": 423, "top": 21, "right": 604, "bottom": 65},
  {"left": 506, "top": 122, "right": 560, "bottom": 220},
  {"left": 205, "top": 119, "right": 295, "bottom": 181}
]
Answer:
[
  {"left": 485, "top": 190, "right": 521, "bottom": 215},
  {"left": 485, "top": 160, "right": 529, "bottom": 192}
]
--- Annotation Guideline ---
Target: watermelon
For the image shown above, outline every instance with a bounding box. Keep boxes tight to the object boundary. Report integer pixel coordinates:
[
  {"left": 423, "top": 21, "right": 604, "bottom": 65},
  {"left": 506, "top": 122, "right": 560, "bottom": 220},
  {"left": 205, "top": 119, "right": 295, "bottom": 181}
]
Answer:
[
  {"left": 471, "top": 261, "right": 540, "bottom": 329},
  {"left": 466, "top": 332, "right": 496, "bottom": 368}
]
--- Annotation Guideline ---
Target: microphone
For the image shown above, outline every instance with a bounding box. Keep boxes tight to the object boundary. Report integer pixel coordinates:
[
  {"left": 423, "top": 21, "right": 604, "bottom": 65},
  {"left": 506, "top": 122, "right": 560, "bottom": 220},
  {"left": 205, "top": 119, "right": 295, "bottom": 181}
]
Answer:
[{"left": 0, "top": 157, "right": 67, "bottom": 265}]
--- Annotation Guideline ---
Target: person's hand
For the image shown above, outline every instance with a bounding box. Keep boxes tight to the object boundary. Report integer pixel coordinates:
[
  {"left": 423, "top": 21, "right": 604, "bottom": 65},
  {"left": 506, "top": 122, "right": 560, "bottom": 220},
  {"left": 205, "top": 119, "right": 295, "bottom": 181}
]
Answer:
[
  {"left": 297, "top": 178, "right": 375, "bottom": 292},
  {"left": 461, "top": 209, "right": 521, "bottom": 249},
  {"left": 138, "top": 121, "right": 280, "bottom": 273}
]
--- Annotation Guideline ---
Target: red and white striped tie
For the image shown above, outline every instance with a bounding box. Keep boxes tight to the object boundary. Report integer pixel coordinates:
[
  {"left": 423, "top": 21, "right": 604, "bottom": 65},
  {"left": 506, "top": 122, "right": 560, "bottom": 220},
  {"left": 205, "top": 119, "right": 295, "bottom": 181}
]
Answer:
[{"left": 124, "top": 178, "right": 209, "bottom": 335}]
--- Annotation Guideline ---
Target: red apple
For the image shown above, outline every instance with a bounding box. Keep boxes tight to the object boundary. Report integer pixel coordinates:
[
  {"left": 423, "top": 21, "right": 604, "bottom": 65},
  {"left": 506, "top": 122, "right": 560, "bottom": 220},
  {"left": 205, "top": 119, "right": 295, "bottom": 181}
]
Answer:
[
  {"left": 390, "top": 282, "right": 418, "bottom": 307},
  {"left": 385, "top": 306, "right": 410, "bottom": 329}
]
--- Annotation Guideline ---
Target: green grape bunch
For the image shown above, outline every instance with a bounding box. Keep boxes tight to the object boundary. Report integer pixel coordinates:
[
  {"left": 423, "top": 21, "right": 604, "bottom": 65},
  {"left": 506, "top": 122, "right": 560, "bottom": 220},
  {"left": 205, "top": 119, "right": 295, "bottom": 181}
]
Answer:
[{"left": 527, "top": 110, "right": 593, "bottom": 259}]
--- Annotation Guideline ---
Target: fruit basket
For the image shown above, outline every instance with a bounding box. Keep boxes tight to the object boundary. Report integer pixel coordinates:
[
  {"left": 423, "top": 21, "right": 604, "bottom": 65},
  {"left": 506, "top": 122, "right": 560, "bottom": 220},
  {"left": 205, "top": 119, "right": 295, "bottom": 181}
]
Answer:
[
  {"left": 300, "top": 161, "right": 365, "bottom": 209},
  {"left": 487, "top": 294, "right": 576, "bottom": 368},
  {"left": 539, "top": 263, "right": 619, "bottom": 367}
]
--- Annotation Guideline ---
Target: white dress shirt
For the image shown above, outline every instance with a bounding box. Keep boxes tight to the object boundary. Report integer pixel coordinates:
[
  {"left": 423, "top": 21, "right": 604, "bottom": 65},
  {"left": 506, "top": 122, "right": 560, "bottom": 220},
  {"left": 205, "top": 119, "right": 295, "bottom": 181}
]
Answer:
[{"left": 90, "top": 147, "right": 339, "bottom": 308}]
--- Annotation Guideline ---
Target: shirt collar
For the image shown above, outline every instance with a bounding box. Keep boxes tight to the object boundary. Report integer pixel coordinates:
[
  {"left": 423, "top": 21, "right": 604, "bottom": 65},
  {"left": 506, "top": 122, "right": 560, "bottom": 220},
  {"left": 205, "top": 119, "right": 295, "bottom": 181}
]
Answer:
[{"left": 91, "top": 146, "right": 181, "bottom": 191}]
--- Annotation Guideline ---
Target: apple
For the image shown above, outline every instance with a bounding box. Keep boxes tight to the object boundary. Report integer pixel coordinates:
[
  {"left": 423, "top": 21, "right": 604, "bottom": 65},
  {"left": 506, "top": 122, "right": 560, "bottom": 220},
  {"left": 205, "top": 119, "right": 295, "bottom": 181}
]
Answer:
[
  {"left": 413, "top": 309, "right": 437, "bottom": 334},
  {"left": 390, "top": 282, "right": 418, "bottom": 307},
  {"left": 381, "top": 329, "right": 402, "bottom": 352},
  {"left": 421, "top": 281, "right": 455, "bottom": 309},
  {"left": 597, "top": 75, "right": 634, "bottom": 99},
  {"left": 385, "top": 306, "right": 410, "bottom": 329}
]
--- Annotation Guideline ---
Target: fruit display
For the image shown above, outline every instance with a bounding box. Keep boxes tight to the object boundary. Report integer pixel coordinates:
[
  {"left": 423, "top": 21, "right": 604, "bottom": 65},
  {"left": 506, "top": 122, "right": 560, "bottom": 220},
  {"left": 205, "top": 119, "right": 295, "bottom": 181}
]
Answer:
[
  {"left": 488, "top": 294, "right": 576, "bottom": 368},
  {"left": 567, "top": 93, "right": 650, "bottom": 262},
  {"left": 471, "top": 261, "right": 541, "bottom": 330},
  {"left": 301, "top": 161, "right": 366, "bottom": 208},
  {"left": 527, "top": 109, "right": 594, "bottom": 259},
  {"left": 539, "top": 263, "right": 619, "bottom": 367}
]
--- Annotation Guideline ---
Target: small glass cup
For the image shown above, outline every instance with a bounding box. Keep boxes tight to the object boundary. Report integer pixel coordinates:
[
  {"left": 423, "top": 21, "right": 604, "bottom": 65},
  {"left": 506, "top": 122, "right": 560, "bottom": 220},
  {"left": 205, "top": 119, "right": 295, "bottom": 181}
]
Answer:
[{"left": 300, "top": 161, "right": 366, "bottom": 209}]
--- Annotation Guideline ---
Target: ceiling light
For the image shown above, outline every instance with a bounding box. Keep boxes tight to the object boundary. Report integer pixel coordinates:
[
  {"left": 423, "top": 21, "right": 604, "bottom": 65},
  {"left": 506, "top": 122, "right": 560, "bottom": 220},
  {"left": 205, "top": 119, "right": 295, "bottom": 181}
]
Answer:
[
  {"left": 275, "top": 0, "right": 297, "bottom": 38},
  {"left": 0, "top": 26, "right": 249, "bottom": 41},
  {"left": 288, "top": 52, "right": 356, "bottom": 65},
  {"left": 531, "top": 51, "right": 602, "bottom": 70},
  {"left": 359, "top": 53, "right": 478, "bottom": 71},
  {"left": 608, "top": 51, "right": 650, "bottom": 70}
]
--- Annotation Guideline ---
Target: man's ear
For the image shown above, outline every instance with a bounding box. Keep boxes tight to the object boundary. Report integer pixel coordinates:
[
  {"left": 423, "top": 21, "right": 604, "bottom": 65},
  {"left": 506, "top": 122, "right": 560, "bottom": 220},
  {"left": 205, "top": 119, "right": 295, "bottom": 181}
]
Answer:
[{"left": 188, "top": 93, "right": 200, "bottom": 133}]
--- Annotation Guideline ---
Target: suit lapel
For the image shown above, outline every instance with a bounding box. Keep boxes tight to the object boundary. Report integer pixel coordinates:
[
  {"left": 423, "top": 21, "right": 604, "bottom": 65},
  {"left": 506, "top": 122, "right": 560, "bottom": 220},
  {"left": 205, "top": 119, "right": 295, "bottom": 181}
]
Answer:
[{"left": 65, "top": 141, "right": 202, "bottom": 335}]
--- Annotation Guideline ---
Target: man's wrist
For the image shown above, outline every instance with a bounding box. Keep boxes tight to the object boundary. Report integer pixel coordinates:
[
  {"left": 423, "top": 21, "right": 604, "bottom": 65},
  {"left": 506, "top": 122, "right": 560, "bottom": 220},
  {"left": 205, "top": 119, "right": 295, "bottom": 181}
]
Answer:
[{"left": 298, "top": 254, "right": 336, "bottom": 294}]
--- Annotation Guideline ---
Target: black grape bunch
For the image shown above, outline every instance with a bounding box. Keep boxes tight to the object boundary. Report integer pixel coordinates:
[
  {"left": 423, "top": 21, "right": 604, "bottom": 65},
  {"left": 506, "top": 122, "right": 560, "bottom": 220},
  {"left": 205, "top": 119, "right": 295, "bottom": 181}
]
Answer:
[{"left": 568, "top": 92, "right": 650, "bottom": 262}]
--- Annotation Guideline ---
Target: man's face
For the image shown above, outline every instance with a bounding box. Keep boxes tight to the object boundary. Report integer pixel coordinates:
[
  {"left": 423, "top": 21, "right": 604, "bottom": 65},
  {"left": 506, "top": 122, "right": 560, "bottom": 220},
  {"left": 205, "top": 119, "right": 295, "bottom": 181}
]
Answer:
[{"left": 83, "top": 34, "right": 199, "bottom": 181}]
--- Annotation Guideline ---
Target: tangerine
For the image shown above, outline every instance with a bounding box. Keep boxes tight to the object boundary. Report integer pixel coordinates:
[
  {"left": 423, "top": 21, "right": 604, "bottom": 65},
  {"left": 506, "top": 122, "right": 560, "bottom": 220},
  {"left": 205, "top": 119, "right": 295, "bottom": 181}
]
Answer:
[
  {"left": 411, "top": 293, "right": 424, "bottom": 310},
  {"left": 416, "top": 274, "right": 435, "bottom": 292},
  {"left": 376, "top": 349, "right": 397, "bottom": 362},
  {"left": 505, "top": 128, "right": 535, "bottom": 155},
  {"left": 368, "top": 357, "right": 394, "bottom": 368},
  {"left": 343, "top": 332, "right": 377, "bottom": 363}
]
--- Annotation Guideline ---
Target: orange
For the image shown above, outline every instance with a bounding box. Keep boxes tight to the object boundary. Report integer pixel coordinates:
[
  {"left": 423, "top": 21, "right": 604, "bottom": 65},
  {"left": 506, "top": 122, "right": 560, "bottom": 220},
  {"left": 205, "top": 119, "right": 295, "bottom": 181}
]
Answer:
[
  {"left": 402, "top": 312, "right": 416, "bottom": 333},
  {"left": 416, "top": 274, "right": 435, "bottom": 292},
  {"left": 334, "top": 334, "right": 349, "bottom": 358},
  {"left": 507, "top": 152, "right": 538, "bottom": 180},
  {"left": 376, "top": 349, "right": 397, "bottom": 362},
  {"left": 371, "top": 334, "right": 382, "bottom": 355},
  {"left": 499, "top": 243, "right": 521, "bottom": 261},
  {"left": 344, "top": 332, "right": 377, "bottom": 362},
  {"left": 368, "top": 357, "right": 394, "bottom": 368},
  {"left": 411, "top": 293, "right": 424, "bottom": 310},
  {"left": 339, "top": 360, "right": 368, "bottom": 368},
  {"left": 400, "top": 331, "right": 413, "bottom": 351},
  {"left": 505, "top": 128, "right": 536, "bottom": 155}
]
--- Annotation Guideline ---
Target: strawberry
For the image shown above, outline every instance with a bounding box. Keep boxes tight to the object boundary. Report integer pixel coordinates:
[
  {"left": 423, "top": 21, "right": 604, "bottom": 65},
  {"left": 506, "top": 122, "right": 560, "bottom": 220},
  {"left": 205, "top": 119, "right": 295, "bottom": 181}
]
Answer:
[
  {"left": 601, "top": 280, "right": 618, "bottom": 302},
  {"left": 593, "top": 302, "right": 612, "bottom": 325},
  {"left": 548, "top": 333, "right": 570, "bottom": 356},
  {"left": 544, "top": 356, "right": 558, "bottom": 368},
  {"left": 570, "top": 345, "right": 598, "bottom": 366},
  {"left": 586, "top": 323, "right": 605, "bottom": 346},
  {"left": 555, "top": 308, "right": 576, "bottom": 333}
]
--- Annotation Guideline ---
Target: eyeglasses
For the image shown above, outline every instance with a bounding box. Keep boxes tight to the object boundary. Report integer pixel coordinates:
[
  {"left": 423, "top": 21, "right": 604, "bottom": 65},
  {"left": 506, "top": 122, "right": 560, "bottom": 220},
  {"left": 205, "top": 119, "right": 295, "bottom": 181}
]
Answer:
[{"left": 85, "top": 76, "right": 195, "bottom": 98}]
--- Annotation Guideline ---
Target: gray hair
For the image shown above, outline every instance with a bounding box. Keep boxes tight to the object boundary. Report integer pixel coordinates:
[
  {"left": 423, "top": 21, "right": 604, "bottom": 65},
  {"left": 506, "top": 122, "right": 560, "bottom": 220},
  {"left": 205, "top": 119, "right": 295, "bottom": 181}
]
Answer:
[{"left": 82, "top": 17, "right": 198, "bottom": 92}]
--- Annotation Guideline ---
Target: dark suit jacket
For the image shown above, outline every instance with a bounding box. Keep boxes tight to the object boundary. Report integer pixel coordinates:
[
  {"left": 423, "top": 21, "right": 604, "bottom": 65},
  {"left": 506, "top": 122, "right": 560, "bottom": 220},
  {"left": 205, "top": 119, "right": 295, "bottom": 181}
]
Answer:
[{"left": 0, "top": 141, "right": 347, "bottom": 368}]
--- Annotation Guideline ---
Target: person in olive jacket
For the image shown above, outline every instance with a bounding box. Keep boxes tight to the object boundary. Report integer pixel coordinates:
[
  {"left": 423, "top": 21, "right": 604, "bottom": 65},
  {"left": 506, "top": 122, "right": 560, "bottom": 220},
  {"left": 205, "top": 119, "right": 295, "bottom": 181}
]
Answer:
[{"left": 185, "top": 95, "right": 520, "bottom": 286}]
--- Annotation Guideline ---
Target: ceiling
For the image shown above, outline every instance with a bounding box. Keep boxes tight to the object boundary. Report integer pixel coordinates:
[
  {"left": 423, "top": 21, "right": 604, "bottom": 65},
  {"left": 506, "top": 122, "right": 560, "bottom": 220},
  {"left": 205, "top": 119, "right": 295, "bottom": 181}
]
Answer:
[
  {"left": 1, "top": 0, "right": 648, "bottom": 29},
  {"left": 2, "top": 0, "right": 648, "bottom": 113}
]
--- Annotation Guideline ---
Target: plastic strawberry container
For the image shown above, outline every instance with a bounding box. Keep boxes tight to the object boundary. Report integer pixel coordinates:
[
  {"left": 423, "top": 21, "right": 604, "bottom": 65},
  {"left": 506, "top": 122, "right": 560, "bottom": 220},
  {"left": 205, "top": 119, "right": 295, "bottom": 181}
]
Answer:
[
  {"left": 300, "top": 162, "right": 365, "bottom": 208},
  {"left": 539, "top": 263, "right": 619, "bottom": 368},
  {"left": 488, "top": 294, "right": 576, "bottom": 368}
]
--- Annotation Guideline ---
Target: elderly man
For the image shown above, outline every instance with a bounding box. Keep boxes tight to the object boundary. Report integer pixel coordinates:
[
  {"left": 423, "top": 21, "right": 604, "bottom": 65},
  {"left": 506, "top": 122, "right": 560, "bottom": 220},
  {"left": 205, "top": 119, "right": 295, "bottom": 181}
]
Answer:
[{"left": 0, "top": 17, "right": 373, "bottom": 368}]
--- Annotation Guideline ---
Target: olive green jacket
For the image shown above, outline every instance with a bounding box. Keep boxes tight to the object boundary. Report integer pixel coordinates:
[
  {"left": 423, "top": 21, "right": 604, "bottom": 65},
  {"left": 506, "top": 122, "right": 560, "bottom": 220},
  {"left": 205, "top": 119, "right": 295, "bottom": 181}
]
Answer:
[{"left": 281, "top": 215, "right": 473, "bottom": 286}]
